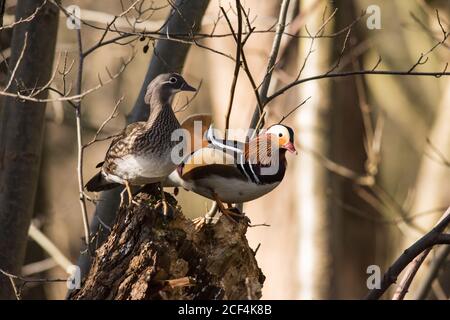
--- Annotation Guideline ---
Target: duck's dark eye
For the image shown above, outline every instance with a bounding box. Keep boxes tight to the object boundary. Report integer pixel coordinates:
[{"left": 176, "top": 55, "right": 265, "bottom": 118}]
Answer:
[
  {"left": 169, "top": 77, "right": 177, "bottom": 84},
  {"left": 278, "top": 133, "right": 283, "bottom": 137}
]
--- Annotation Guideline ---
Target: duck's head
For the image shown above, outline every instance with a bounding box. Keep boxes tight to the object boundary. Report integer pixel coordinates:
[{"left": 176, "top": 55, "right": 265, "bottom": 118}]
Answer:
[
  {"left": 145, "top": 73, "right": 196, "bottom": 104},
  {"left": 266, "top": 124, "right": 297, "bottom": 154}
]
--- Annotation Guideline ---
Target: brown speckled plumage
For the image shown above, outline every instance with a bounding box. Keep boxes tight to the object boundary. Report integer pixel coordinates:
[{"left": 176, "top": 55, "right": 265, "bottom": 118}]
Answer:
[
  {"left": 103, "top": 106, "right": 180, "bottom": 175},
  {"left": 86, "top": 73, "right": 196, "bottom": 192}
]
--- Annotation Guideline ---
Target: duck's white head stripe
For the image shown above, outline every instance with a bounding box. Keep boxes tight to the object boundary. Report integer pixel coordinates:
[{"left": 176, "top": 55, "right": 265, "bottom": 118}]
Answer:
[{"left": 206, "top": 124, "right": 214, "bottom": 142}]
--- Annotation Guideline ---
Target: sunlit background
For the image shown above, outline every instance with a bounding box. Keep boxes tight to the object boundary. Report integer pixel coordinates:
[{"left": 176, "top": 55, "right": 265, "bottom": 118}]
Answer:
[{"left": 2, "top": 0, "right": 449, "bottom": 299}]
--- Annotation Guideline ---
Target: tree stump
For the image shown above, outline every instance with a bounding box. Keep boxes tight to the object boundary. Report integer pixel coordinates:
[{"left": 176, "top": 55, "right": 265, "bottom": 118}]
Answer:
[{"left": 69, "top": 187, "right": 265, "bottom": 299}]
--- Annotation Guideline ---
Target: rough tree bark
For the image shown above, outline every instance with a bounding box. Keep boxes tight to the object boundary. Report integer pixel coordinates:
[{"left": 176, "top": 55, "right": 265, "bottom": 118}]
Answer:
[
  {"left": 75, "top": 0, "right": 210, "bottom": 282},
  {"left": 69, "top": 187, "right": 264, "bottom": 300},
  {"left": 0, "top": 0, "right": 58, "bottom": 299},
  {"left": 0, "top": 0, "right": 5, "bottom": 27}
]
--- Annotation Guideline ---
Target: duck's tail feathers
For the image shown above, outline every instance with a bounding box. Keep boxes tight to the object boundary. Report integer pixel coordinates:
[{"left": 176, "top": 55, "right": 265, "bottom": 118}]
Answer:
[{"left": 85, "top": 172, "right": 120, "bottom": 192}]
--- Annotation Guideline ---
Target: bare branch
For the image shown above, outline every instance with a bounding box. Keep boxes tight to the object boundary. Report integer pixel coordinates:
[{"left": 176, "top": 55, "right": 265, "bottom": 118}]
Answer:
[
  {"left": 267, "top": 69, "right": 450, "bottom": 103},
  {"left": 0, "top": 268, "right": 66, "bottom": 300},
  {"left": 278, "top": 96, "right": 311, "bottom": 124},
  {"left": 174, "top": 80, "right": 202, "bottom": 113},
  {"left": 83, "top": 96, "right": 124, "bottom": 148},
  {"left": 222, "top": 1, "right": 243, "bottom": 135},
  {"left": 297, "top": 8, "right": 338, "bottom": 79},
  {"left": 408, "top": 11, "right": 449, "bottom": 73},
  {"left": 248, "top": 0, "right": 291, "bottom": 132},
  {"left": 415, "top": 245, "right": 450, "bottom": 299},
  {"left": 366, "top": 206, "right": 450, "bottom": 300},
  {"left": 74, "top": 28, "right": 91, "bottom": 254},
  {"left": 326, "top": 26, "right": 351, "bottom": 75},
  {"left": 4, "top": 32, "right": 28, "bottom": 91},
  {"left": 0, "top": 51, "right": 135, "bottom": 103},
  {"left": 0, "top": 0, "right": 47, "bottom": 31}
]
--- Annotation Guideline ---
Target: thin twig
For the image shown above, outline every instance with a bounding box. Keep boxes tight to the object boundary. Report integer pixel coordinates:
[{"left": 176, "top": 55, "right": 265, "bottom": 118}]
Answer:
[
  {"left": 392, "top": 249, "right": 430, "bottom": 300},
  {"left": 223, "top": 1, "right": 242, "bottom": 137},
  {"left": 0, "top": 268, "right": 66, "bottom": 300},
  {"left": 0, "top": 52, "right": 135, "bottom": 103},
  {"left": 249, "top": 0, "right": 291, "bottom": 131},
  {"left": 297, "top": 8, "right": 338, "bottom": 79},
  {"left": 267, "top": 69, "right": 450, "bottom": 103},
  {"left": 174, "top": 80, "right": 202, "bottom": 113},
  {"left": 278, "top": 96, "right": 311, "bottom": 124},
  {"left": 408, "top": 10, "right": 448, "bottom": 73},
  {"left": 392, "top": 207, "right": 450, "bottom": 300},
  {"left": 74, "top": 28, "right": 91, "bottom": 254},
  {"left": 4, "top": 32, "right": 28, "bottom": 91},
  {"left": 83, "top": 96, "right": 124, "bottom": 148},
  {"left": 0, "top": 0, "right": 47, "bottom": 31},
  {"left": 326, "top": 26, "right": 351, "bottom": 75},
  {"left": 221, "top": 4, "right": 263, "bottom": 117},
  {"left": 414, "top": 245, "right": 450, "bottom": 299}
]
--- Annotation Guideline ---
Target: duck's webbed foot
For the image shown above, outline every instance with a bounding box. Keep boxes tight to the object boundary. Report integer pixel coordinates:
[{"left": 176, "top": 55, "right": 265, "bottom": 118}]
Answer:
[
  {"left": 192, "top": 201, "right": 220, "bottom": 231},
  {"left": 154, "top": 183, "right": 175, "bottom": 219},
  {"left": 213, "top": 195, "right": 247, "bottom": 224},
  {"left": 120, "top": 181, "right": 140, "bottom": 207}
]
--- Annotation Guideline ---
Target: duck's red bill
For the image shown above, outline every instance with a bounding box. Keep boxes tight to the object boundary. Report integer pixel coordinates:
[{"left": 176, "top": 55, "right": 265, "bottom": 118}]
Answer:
[{"left": 283, "top": 142, "right": 297, "bottom": 154}]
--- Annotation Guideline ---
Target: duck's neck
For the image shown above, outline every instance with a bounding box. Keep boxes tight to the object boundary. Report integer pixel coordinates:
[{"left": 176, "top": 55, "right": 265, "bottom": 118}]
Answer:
[
  {"left": 147, "top": 89, "right": 172, "bottom": 124},
  {"left": 243, "top": 136, "right": 288, "bottom": 182}
]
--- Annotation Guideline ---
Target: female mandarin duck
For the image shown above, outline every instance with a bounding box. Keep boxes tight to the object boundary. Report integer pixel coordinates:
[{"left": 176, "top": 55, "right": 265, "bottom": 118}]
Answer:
[
  {"left": 166, "top": 115, "right": 297, "bottom": 220},
  {"left": 85, "top": 73, "right": 196, "bottom": 215}
]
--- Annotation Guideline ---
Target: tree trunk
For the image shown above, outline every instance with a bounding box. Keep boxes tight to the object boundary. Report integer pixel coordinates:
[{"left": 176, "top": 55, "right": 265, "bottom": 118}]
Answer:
[
  {"left": 0, "top": 0, "right": 58, "bottom": 299},
  {"left": 328, "top": 1, "right": 381, "bottom": 298},
  {"left": 0, "top": 0, "right": 5, "bottom": 27},
  {"left": 293, "top": 0, "right": 334, "bottom": 299},
  {"left": 69, "top": 187, "right": 264, "bottom": 300}
]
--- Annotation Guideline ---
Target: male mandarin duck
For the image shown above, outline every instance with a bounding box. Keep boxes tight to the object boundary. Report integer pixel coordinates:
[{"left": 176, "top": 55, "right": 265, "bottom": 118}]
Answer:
[
  {"left": 165, "top": 115, "right": 297, "bottom": 220},
  {"left": 85, "top": 73, "right": 196, "bottom": 215}
]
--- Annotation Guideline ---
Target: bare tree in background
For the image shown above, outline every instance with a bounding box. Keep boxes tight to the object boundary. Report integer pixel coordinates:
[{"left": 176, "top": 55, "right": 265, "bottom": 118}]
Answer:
[
  {"left": 0, "top": 0, "right": 58, "bottom": 300},
  {"left": 327, "top": 1, "right": 380, "bottom": 298}
]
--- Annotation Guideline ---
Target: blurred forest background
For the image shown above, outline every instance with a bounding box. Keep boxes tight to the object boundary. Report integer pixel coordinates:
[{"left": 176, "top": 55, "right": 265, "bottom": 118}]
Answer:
[{"left": 0, "top": 0, "right": 449, "bottom": 299}]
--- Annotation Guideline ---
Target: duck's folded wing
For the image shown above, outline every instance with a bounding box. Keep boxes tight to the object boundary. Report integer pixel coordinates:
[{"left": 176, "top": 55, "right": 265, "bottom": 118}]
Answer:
[
  {"left": 103, "top": 122, "right": 146, "bottom": 163},
  {"left": 180, "top": 146, "right": 247, "bottom": 181}
]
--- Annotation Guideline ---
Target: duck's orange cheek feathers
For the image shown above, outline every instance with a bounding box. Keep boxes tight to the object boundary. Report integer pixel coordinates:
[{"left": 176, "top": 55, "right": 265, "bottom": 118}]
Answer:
[{"left": 278, "top": 136, "right": 287, "bottom": 147}]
